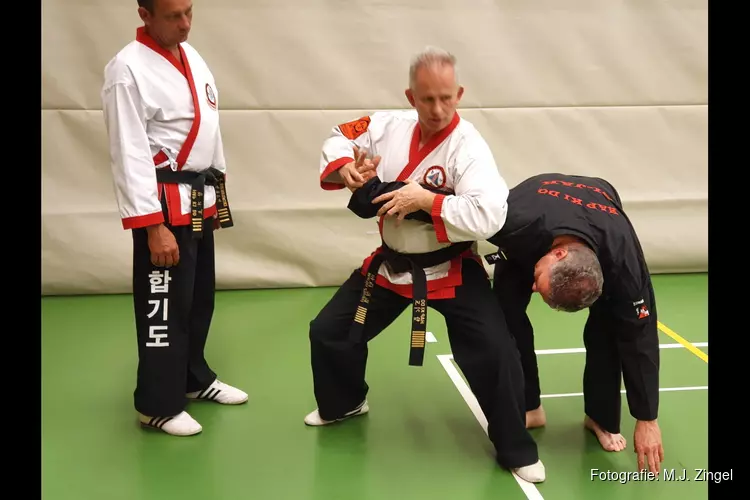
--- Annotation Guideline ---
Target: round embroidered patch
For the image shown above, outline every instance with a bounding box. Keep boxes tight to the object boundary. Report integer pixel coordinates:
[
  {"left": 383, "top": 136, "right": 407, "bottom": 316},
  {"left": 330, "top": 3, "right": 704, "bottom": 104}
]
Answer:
[
  {"left": 423, "top": 165, "right": 446, "bottom": 189},
  {"left": 205, "top": 83, "right": 217, "bottom": 109}
]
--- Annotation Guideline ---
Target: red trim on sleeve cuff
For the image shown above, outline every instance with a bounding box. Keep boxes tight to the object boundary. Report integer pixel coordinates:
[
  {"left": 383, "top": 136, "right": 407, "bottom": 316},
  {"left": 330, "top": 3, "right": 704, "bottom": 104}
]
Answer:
[
  {"left": 320, "top": 157, "right": 354, "bottom": 190},
  {"left": 122, "top": 211, "right": 165, "bottom": 230},
  {"left": 430, "top": 194, "right": 449, "bottom": 243}
]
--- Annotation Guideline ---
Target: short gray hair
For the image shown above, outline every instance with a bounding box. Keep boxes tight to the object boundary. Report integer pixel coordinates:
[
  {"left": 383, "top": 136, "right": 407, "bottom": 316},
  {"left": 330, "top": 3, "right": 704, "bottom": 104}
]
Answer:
[
  {"left": 547, "top": 245, "right": 604, "bottom": 312},
  {"left": 409, "top": 46, "right": 460, "bottom": 88}
]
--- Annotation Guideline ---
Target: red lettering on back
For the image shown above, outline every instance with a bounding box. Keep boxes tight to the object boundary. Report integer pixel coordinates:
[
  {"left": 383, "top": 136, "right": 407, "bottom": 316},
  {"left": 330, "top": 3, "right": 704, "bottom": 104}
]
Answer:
[
  {"left": 538, "top": 181, "right": 620, "bottom": 215},
  {"left": 564, "top": 194, "right": 583, "bottom": 205}
]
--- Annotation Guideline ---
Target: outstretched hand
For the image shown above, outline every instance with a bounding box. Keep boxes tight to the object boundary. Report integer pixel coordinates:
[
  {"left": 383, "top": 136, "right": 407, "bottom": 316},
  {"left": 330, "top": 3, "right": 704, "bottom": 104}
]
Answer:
[
  {"left": 339, "top": 146, "right": 380, "bottom": 192},
  {"left": 633, "top": 420, "right": 664, "bottom": 474}
]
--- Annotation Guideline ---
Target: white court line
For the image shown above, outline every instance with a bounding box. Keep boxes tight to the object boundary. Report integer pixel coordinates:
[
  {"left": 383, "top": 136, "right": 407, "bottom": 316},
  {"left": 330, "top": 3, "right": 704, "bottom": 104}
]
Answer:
[
  {"left": 437, "top": 349, "right": 709, "bottom": 500},
  {"left": 535, "top": 342, "right": 707, "bottom": 356},
  {"left": 437, "top": 354, "right": 544, "bottom": 500}
]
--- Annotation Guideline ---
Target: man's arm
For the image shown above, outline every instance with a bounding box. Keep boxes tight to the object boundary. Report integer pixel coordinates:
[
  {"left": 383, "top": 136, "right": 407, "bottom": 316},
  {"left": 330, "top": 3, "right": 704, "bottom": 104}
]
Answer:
[
  {"left": 212, "top": 122, "right": 227, "bottom": 175},
  {"left": 430, "top": 135, "right": 509, "bottom": 243},
  {"left": 101, "top": 79, "right": 163, "bottom": 229},
  {"left": 319, "top": 114, "right": 377, "bottom": 190},
  {"left": 609, "top": 280, "right": 660, "bottom": 423},
  {"left": 347, "top": 177, "right": 439, "bottom": 224},
  {"left": 609, "top": 275, "right": 664, "bottom": 474}
]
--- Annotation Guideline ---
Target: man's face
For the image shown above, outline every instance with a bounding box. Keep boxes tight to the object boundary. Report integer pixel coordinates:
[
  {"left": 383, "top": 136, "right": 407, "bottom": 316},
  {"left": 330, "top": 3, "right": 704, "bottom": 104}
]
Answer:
[
  {"left": 139, "top": 0, "right": 193, "bottom": 48},
  {"left": 532, "top": 247, "right": 568, "bottom": 306},
  {"left": 405, "top": 64, "right": 464, "bottom": 137}
]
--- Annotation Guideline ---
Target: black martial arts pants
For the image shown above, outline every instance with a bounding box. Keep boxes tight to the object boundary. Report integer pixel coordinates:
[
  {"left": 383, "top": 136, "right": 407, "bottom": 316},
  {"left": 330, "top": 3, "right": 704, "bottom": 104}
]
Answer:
[
  {"left": 131, "top": 213, "right": 217, "bottom": 417},
  {"left": 309, "top": 258, "right": 539, "bottom": 469},
  {"left": 492, "top": 259, "right": 659, "bottom": 435}
]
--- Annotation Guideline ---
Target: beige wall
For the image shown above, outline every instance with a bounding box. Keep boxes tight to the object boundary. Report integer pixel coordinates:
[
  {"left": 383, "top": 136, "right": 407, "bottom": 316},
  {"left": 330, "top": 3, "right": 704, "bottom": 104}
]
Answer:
[{"left": 41, "top": 0, "right": 708, "bottom": 295}]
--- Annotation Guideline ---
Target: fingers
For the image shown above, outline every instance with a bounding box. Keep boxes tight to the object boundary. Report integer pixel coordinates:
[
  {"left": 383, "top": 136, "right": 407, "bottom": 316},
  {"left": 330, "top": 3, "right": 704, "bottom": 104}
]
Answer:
[
  {"left": 636, "top": 447, "right": 662, "bottom": 474},
  {"left": 353, "top": 147, "right": 367, "bottom": 168},
  {"left": 372, "top": 191, "right": 396, "bottom": 205},
  {"left": 358, "top": 160, "right": 377, "bottom": 174},
  {"left": 648, "top": 449, "right": 659, "bottom": 474},
  {"left": 351, "top": 169, "right": 364, "bottom": 184},
  {"left": 358, "top": 156, "right": 380, "bottom": 172},
  {"left": 151, "top": 248, "right": 180, "bottom": 268},
  {"left": 377, "top": 199, "right": 396, "bottom": 217},
  {"left": 361, "top": 170, "right": 377, "bottom": 182},
  {"left": 152, "top": 253, "right": 170, "bottom": 268},
  {"left": 342, "top": 168, "right": 364, "bottom": 189}
]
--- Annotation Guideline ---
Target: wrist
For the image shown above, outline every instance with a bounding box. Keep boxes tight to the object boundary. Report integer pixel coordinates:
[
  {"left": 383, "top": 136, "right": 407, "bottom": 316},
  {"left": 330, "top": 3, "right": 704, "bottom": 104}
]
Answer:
[
  {"left": 421, "top": 191, "right": 437, "bottom": 211},
  {"left": 146, "top": 223, "right": 164, "bottom": 235}
]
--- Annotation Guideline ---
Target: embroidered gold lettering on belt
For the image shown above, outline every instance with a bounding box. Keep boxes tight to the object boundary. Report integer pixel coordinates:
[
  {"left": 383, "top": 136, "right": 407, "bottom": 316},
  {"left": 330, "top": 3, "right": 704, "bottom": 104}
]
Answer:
[
  {"left": 350, "top": 241, "right": 472, "bottom": 366},
  {"left": 155, "top": 167, "right": 234, "bottom": 238}
]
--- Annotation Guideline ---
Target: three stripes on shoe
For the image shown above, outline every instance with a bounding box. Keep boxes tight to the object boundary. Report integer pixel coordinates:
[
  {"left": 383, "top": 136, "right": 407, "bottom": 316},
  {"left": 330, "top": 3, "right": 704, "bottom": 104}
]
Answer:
[
  {"left": 143, "top": 387, "right": 221, "bottom": 429},
  {"left": 193, "top": 386, "right": 222, "bottom": 401}
]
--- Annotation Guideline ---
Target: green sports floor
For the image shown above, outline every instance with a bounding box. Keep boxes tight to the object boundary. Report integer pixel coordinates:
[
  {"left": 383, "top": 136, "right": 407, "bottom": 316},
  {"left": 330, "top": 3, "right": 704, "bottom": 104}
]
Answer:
[{"left": 42, "top": 273, "right": 708, "bottom": 500}]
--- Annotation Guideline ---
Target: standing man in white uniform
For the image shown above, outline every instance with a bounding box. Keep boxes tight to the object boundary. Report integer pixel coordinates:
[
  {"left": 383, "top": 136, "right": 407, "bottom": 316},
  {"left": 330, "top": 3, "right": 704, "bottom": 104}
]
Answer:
[
  {"left": 101, "top": 0, "right": 247, "bottom": 437},
  {"left": 304, "top": 47, "right": 545, "bottom": 483}
]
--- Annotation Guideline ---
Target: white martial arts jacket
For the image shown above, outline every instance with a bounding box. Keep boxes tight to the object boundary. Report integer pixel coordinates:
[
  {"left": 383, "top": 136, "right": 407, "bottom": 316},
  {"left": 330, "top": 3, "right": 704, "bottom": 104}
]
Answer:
[
  {"left": 319, "top": 110, "right": 510, "bottom": 299},
  {"left": 101, "top": 27, "right": 226, "bottom": 230}
]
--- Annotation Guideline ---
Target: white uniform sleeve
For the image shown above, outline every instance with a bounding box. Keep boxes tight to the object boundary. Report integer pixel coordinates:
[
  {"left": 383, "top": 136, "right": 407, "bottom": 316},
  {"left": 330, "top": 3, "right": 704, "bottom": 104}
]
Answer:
[
  {"left": 212, "top": 123, "right": 227, "bottom": 174},
  {"left": 318, "top": 114, "right": 378, "bottom": 190},
  {"left": 101, "top": 79, "right": 164, "bottom": 230},
  {"left": 430, "top": 134, "right": 509, "bottom": 243}
]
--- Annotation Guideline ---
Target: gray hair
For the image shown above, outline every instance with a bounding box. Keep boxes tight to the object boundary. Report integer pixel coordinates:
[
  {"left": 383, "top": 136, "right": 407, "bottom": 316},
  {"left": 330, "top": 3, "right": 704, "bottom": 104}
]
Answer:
[
  {"left": 409, "top": 46, "right": 460, "bottom": 88},
  {"left": 547, "top": 244, "right": 604, "bottom": 312}
]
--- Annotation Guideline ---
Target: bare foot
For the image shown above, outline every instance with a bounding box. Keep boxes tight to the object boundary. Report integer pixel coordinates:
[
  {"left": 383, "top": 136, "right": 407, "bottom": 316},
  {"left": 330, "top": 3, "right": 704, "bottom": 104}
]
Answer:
[
  {"left": 526, "top": 406, "right": 546, "bottom": 428},
  {"left": 584, "top": 416, "right": 627, "bottom": 451}
]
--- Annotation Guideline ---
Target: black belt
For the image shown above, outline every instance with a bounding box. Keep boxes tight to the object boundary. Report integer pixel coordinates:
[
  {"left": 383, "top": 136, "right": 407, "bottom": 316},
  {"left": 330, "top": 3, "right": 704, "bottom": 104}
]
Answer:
[
  {"left": 350, "top": 241, "right": 473, "bottom": 366},
  {"left": 155, "top": 167, "right": 234, "bottom": 238}
]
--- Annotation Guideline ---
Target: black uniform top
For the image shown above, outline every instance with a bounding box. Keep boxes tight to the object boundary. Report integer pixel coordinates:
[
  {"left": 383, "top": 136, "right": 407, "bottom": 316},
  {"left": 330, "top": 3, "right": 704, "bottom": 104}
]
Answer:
[{"left": 488, "top": 173, "right": 659, "bottom": 422}]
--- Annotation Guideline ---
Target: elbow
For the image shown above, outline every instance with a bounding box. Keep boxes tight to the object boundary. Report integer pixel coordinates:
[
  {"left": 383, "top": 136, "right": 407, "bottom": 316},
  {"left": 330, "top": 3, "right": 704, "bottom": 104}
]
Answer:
[
  {"left": 474, "top": 224, "right": 501, "bottom": 241},
  {"left": 475, "top": 200, "right": 508, "bottom": 239}
]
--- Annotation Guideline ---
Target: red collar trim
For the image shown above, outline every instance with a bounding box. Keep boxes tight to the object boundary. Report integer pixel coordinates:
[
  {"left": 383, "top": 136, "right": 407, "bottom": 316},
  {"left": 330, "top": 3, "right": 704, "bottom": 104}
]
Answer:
[
  {"left": 136, "top": 26, "right": 186, "bottom": 77},
  {"left": 409, "top": 112, "right": 461, "bottom": 164}
]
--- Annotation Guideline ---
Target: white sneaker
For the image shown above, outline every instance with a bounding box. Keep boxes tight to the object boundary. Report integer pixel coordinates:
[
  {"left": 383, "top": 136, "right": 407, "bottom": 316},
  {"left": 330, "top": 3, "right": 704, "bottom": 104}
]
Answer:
[
  {"left": 139, "top": 411, "right": 202, "bottom": 436},
  {"left": 187, "top": 379, "right": 248, "bottom": 405},
  {"left": 304, "top": 400, "right": 369, "bottom": 426},
  {"left": 513, "top": 459, "right": 546, "bottom": 483}
]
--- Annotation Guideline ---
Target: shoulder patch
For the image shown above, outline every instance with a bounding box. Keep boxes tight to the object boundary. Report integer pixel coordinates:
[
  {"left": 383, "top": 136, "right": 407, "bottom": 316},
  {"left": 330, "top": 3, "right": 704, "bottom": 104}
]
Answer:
[{"left": 338, "top": 116, "right": 371, "bottom": 140}]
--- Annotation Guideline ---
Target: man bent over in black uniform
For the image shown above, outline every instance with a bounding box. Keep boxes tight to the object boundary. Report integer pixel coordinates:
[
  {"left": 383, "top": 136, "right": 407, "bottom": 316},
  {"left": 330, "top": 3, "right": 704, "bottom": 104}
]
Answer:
[{"left": 485, "top": 173, "right": 664, "bottom": 476}]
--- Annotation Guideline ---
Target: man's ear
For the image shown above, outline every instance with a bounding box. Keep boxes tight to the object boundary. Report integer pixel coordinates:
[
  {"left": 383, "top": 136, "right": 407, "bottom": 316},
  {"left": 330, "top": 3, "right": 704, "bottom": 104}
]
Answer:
[
  {"left": 138, "top": 7, "right": 149, "bottom": 23},
  {"left": 551, "top": 246, "right": 568, "bottom": 261},
  {"left": 405, "top": 88, "right": 416, "bottom": 107}
]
